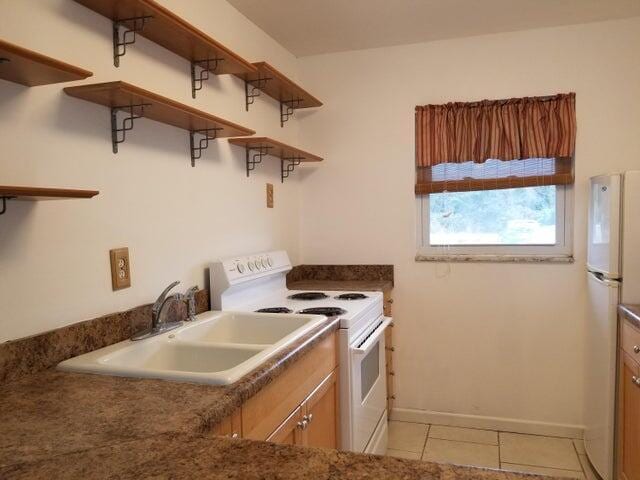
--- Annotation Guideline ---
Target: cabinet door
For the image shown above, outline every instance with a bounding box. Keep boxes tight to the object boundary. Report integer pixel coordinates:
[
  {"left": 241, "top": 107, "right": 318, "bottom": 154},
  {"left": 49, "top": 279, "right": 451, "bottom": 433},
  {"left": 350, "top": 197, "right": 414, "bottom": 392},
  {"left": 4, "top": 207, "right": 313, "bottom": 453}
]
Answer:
[
  {"left": 619, "top": 352, "right": 640, "bottom": 480},
  {"left": 266, "top": 405, "right": 305, "bottom": 446},
  {"left": 304, "top": 370, "right": 338, "bottom": 449},
  {"left": 242, "top": 333, "right": 337, "bottom": 440}
]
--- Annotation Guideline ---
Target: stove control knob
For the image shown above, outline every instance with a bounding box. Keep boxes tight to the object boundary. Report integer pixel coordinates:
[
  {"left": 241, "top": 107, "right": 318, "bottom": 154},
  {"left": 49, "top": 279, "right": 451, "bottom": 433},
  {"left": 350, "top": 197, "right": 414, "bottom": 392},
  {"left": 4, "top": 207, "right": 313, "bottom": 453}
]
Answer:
[
  {"left": 248, "top": 261, "right": 255, "bottom": 271},
  {"left": 255, "top": 260, "right": 262, "bottom": 270},
  {"left": 267, "top": 256, "right": 273, "bottom": 267},
  {"left": 237, "top": 263, "right": 245, "bottom": 274},
  {"left": 261, "top": 258, "right": 268, "bottom": 268}
]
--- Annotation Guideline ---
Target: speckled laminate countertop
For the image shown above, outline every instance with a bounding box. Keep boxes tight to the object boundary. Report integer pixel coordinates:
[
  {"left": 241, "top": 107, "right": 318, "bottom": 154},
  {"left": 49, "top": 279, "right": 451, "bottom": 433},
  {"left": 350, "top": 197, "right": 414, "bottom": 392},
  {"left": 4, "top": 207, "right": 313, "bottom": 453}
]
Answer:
[
  {"left": 288, "top": 279, "right": 393, "bottom": 293},
  {"left": 620, "top": 304, "right": 640, "bottom": 330},
  {"left": 1, "top": 431, "right": 549, "bottom": 480}
]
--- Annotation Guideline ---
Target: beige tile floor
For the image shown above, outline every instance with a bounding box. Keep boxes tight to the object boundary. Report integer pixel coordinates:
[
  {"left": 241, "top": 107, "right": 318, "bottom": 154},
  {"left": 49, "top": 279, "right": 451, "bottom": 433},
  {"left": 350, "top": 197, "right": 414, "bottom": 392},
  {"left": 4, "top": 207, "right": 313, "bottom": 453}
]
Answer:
[{"left": 386, "top": 421, "right": 603, "bottom": 479}]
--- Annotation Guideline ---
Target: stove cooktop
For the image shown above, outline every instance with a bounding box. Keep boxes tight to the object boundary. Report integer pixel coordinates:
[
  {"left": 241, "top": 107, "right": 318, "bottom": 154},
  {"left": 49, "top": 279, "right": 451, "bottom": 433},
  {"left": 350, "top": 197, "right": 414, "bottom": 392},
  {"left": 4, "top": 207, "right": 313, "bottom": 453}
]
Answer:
[{"left": 241, "top": 289, "right": 383, "bottom": 331}]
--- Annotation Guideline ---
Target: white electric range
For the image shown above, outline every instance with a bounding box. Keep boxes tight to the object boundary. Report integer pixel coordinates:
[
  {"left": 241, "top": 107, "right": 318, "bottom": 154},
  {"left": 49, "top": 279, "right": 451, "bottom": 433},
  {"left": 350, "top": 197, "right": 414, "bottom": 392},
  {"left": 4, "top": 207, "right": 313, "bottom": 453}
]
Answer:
[{"left": 209, "top": 250, "right": 390, "bottom": 454}]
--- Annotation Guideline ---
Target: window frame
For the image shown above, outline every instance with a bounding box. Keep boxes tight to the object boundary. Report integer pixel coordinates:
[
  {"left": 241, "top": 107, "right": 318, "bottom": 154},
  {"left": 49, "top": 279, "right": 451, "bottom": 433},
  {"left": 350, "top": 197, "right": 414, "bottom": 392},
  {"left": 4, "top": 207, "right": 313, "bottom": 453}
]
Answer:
[{"left": 416, "top": 185, "right": 574, "bottom": 259}]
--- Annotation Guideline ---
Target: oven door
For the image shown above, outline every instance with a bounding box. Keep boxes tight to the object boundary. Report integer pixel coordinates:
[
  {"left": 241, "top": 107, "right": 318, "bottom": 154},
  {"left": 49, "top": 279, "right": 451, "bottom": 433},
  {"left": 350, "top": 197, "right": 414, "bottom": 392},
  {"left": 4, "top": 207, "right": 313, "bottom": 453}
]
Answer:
[{"left": 349, "top": 316, "right": 392, "bottom": 452}]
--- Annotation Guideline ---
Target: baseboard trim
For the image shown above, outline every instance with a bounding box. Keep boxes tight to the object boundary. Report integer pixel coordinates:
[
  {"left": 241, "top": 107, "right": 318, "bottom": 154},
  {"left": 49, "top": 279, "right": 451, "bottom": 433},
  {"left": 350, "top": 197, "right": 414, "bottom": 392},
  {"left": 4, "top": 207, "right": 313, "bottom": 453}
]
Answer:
[{"left": 391, "top": 408, "right": 584, "bottom": 439}]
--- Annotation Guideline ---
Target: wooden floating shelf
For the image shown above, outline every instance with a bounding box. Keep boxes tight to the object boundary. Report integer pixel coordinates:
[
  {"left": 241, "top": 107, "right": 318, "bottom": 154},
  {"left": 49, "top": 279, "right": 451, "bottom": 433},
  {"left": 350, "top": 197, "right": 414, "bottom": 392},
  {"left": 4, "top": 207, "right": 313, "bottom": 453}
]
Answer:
[
  {"left": 0, "top": 39, "right": 93, "bottom": 87},
  {"left": 229, "top": 136, "right": 322, "bottom": 182},
  {"left": 236, "top": 62, "right": 322, "bottom": 127},
  {"left": 0, "top": 186, "right": 99, "bottom": 215},
  {"left": 72, "top": 0, "right": 256, "bottom": 97},
  {"left": 64, "top": 81, "right": 255, "bottom": 165},
  {"left": 0, "top": 186, "right": 99, "bottom": 200}
]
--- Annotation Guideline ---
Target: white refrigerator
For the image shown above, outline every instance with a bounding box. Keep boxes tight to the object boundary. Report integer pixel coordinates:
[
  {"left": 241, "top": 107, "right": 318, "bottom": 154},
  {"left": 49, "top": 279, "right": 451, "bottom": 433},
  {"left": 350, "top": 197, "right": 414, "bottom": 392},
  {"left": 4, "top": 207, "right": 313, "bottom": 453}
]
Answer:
[{"left": 585, "top": 171, "right": 640, "bottom": 480}]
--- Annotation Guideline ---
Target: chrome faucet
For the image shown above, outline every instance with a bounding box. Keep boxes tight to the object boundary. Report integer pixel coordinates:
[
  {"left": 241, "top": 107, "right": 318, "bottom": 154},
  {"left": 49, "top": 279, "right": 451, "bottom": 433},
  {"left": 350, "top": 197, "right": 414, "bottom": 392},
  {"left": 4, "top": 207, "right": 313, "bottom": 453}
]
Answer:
[
  {"left": 132, "top": 281, "right": 186, "bottom": 341},
  {"left": 151, "top": 281, "right": 185, "bottom": 329}
]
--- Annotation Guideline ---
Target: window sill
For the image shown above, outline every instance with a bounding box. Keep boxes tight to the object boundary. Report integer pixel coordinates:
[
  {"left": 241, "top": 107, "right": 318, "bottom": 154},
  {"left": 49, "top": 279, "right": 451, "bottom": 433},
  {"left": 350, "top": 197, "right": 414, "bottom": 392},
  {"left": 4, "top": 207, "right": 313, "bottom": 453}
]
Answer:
[{"left": 415, "top": 253, "right": 574, "bottom": 264}]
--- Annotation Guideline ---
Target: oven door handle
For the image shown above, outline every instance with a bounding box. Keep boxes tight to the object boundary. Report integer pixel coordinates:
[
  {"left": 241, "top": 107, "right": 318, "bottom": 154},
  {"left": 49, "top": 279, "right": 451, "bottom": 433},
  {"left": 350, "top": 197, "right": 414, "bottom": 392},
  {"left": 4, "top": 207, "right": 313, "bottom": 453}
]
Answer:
[{"left": 351, "top": 316, "right": 392, "bottom": 355}]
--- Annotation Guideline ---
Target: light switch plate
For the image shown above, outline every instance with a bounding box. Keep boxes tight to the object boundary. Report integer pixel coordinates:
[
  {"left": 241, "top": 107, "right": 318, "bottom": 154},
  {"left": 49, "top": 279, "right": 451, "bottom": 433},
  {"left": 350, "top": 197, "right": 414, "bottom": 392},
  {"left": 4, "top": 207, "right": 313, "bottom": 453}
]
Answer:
[
  {"left": 266, "top": 183, "right": 274, "bottom": 208},
  {"left": 109, "top": 247, "right": 131, "bottom": 290}
]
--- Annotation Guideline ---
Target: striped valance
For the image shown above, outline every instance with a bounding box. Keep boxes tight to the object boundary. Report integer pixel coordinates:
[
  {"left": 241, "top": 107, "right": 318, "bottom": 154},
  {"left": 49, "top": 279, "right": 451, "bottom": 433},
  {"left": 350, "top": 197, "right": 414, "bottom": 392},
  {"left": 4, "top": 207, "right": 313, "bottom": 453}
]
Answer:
[{"left": 415, "top": 93, "right": 576, "bottom": 194}]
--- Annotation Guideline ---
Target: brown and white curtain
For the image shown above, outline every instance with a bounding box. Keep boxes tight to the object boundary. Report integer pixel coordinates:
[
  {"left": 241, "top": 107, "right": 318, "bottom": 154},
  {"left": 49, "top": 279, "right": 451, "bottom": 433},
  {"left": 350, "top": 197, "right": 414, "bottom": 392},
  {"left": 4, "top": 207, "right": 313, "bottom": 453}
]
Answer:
[{"left": 415, "top": 93, "right": 576, "bottom": 194}]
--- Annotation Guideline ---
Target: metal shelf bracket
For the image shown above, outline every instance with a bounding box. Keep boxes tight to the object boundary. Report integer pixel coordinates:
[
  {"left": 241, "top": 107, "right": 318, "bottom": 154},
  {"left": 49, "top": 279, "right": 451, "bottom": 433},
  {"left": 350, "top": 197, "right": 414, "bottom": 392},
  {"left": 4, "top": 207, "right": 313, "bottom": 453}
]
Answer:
[
  {"left": 244, "top": 76, "right": 272, "bottom": 111},
  {"left": 189, "top": 128, "right": 222, "bottom": 167},
  {"left": 112, "top": 15, "right": 153, "bottom": 67},
  {"left": 280, "top": 98, "right": 303, "bottom": 127},
  {"left": 191, "top": 57, "right": 224, "bottom": 99},
  {"left": 245, "top": 145, "right": 273, "bottom": 177},
  {"left": 281, "top": 156, "right": 304, "bottom": 182},
  {"left": 0, "top": 196, "right": 14, "bottom": 216},
  {"left": 110, "top": 103, "right": 151, "bottom": 154}
]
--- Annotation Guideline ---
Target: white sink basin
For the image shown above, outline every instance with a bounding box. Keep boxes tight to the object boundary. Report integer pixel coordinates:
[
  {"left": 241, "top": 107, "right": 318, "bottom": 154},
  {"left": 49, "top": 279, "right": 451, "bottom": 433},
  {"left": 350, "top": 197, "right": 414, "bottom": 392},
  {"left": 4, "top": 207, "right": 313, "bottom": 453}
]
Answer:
[
  {"left": 101, "top": 341, "right": 264, "bottom": 373},
  {"left": 175, "top": 312, "right": 313, "bottom": 345},
  {"left": 57, "top": 311, "right": 326, "bottom": 385}
]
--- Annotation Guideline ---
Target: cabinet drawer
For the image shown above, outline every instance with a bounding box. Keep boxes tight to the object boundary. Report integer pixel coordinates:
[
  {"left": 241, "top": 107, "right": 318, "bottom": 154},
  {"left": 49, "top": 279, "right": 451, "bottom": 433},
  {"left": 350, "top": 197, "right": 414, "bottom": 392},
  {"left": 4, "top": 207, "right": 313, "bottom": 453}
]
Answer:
[
  {"left": 622, "top": 321, "right": 640, "bottom": 359},
  {"left": 242, "top": 332, "right": 337, "bottom": 440}
]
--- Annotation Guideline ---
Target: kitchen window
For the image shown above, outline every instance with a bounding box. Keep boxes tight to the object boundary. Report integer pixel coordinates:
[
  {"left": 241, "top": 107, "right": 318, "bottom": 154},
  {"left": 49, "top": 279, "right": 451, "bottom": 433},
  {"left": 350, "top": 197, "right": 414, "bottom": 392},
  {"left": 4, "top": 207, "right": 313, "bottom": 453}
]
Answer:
[
  {"left": 414, "top": 93, "right": 576, "bottom": 262},
  {"left": 417, "top": 181, "right": 573, "bottom": 259}
]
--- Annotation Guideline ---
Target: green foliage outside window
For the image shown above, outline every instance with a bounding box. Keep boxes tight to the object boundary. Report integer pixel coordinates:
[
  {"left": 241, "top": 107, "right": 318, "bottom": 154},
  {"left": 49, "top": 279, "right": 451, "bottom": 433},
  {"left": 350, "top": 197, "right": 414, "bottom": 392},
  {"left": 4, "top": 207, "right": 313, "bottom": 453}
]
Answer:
[{"left": 429, "top": 186, "right": 557, "bottom": 245}]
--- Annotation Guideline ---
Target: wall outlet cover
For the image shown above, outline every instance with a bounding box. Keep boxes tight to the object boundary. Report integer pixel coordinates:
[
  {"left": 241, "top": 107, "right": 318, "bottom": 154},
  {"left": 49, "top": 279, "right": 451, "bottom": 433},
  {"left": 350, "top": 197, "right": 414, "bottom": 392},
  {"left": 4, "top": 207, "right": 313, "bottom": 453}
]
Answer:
[
  {"left": 109, "top": 247, "right": 131, "bottom": 290},
  {"left": 266, "top": 183, "right": 274, "bottom": 208}
]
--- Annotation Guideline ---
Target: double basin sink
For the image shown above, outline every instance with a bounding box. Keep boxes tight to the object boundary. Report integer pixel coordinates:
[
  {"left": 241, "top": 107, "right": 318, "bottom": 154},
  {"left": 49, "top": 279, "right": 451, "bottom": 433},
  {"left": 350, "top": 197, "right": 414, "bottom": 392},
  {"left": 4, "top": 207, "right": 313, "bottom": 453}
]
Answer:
[{"left": 58, "top": 311, "right": 326, "bottom": 385}]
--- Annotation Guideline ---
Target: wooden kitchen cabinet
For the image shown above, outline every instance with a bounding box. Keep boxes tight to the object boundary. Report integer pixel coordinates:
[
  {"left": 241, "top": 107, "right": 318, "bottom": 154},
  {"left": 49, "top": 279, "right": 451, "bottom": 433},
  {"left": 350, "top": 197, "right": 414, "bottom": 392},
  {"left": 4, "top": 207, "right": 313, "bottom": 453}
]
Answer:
[
  {"left": 242, "top": 332, "right": 337, "bottom": 441},
  {"left": 617, "top": 320, "right": 640, "bottom": 480},
  {"left": 266, "top": 405, "right": 305, "bottom": 445},
  {"left": 212, "top": 408, "right": 242, "bottom": 438},
  {"left": 384, "top": 289, "right": 395, "bottom": 414},
  {"left": 267, "top": 370, "right": 338, "bottom": 449},
  {"left": 304, "top": 370, "right": 339, "bottom": 448},
  {"left": 211, "top": 332, "right": 338, "bottom": 445}
]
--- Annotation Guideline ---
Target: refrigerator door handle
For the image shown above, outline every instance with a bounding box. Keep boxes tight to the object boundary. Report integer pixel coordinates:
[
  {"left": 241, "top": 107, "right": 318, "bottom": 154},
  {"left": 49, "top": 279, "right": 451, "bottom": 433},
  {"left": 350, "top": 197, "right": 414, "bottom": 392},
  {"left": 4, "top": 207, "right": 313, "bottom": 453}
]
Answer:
[{"left": 589, "top": 271, "right": 621, "bottom": 287}]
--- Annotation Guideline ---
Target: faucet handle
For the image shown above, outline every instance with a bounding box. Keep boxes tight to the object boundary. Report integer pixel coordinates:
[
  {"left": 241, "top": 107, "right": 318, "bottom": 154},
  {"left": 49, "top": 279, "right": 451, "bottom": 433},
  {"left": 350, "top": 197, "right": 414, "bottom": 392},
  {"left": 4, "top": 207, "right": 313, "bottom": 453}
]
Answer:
[
  {"left": 152, "top": 280, "right": 180, "bottom": 315},
  {"left": 185, "top": 286, "right": 198, "bottom": 321},
  {"left": 185, "top": 286, "right": 198, "bottom": 296}
]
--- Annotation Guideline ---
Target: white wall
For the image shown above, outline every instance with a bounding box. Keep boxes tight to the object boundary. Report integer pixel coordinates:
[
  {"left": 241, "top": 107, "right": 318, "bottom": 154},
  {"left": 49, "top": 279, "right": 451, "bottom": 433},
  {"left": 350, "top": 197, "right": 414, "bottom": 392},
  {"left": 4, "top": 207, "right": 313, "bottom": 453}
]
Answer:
[
  {"left": 0, "top": 0, "right": 307, "bottom": 342},
  {"left": 297, "top": 18, "right": 640, "bottom": 429}
]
